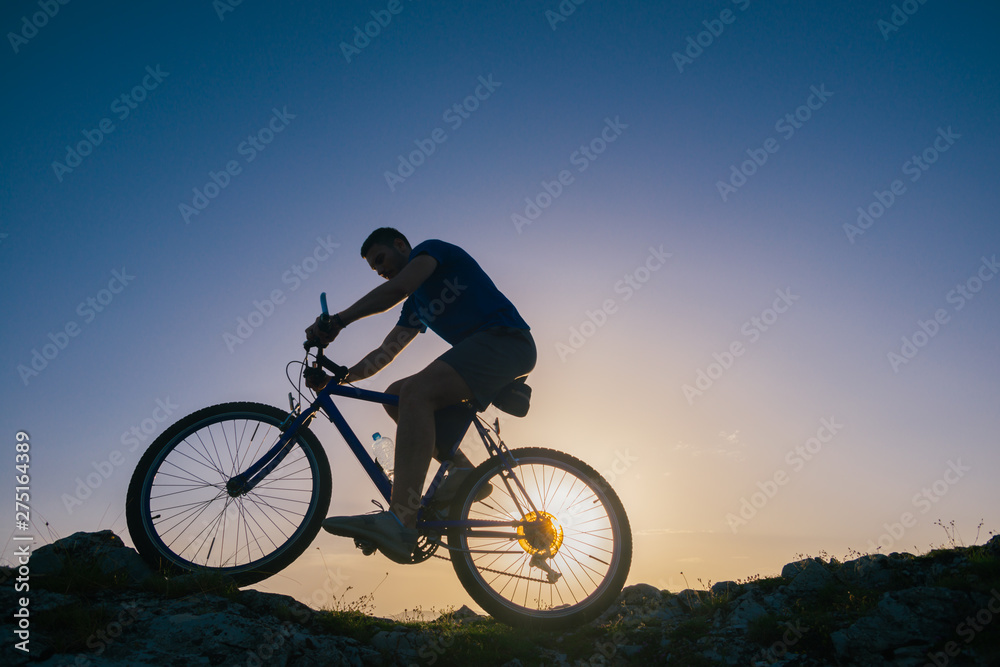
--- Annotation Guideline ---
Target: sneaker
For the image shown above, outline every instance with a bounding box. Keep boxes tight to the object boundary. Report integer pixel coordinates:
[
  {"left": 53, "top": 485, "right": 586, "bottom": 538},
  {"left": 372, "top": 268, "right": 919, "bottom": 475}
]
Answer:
[
  {"left": 322, "top": 511, "right": 417, "bottom": 563},
  {"left": 433, "top": 467, "right": 493, "bottom": 510}
]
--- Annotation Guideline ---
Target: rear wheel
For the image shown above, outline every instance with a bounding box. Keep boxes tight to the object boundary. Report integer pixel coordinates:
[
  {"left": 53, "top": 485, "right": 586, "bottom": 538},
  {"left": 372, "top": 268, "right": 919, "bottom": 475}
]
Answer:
[
  {"left": 125, "top": 402, "right": 331, "bottom": 586},
  {"left": 447, "top": 447, "right": 632, "bottom": 630}
]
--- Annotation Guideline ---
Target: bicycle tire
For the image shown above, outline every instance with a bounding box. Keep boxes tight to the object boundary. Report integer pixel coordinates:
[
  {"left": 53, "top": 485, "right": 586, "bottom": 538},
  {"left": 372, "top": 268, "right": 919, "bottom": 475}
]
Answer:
[
  {"left": 447, "top": 447, "right": 632, "bottom": 630},
  {"left": 126, "top": 402, "right": 331, "bottom": 586}
]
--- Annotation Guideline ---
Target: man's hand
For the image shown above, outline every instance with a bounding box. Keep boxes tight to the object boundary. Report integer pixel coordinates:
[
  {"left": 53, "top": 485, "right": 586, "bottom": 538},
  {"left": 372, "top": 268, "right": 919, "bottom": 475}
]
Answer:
[
  {"left": 305, "top": 314, "right": 344, "bottom": 348},
  {"left": 304, "top": 367, "right": 332, "bottom": 391}
]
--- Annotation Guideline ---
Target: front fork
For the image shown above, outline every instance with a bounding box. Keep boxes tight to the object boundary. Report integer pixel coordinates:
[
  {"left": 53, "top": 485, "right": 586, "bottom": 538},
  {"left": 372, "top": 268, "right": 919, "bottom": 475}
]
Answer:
[{"left": 225, "top": 398, "right": 316, "bottom": 497}]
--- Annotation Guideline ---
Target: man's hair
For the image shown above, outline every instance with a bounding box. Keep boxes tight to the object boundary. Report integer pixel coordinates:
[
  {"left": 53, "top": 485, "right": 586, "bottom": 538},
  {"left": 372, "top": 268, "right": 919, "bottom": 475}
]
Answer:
[{"left": 360, "top": 227, "right": 410, "bottom": 258}]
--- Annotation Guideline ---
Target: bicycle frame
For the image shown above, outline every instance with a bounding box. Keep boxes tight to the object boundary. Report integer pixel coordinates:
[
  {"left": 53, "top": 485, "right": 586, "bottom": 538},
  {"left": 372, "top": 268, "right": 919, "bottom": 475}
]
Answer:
[{"left": 225, "top": 368, "right": 538, "bottom": 535}]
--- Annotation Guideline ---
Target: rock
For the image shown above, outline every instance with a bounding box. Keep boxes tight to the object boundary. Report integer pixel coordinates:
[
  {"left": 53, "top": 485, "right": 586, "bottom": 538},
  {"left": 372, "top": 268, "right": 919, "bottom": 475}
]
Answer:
[
  {"left": 620, "top": 582, "right": 664, "bottom": 605},
  {"left": 831, "top": 587, "right": 976, "bottom": 663},
  {"left": 837, "top": 553, "right": 892, "bottom": 588},
  {"left": 31, "top": 530, "right": 156, "bottom": 586},
  {"left": 4, "top": 529, "right": 997, "bottom": 666},
  {"left": 448, "top": 604, "right": 484, "bottom": 623},
  {"left": 727, "top": 591, "right": 769, "bottom": 631},
  {"left": 676, "top": 588, "right": 707, "bottom": 609},
  {"left": 710, "top": 580, "right": 740, "bottom": 598},
  {"left": 781, "top": 557, "right": 833, "bottom": 595},
  {"left": 236, "top": 589, "right": 317, "bottom": 625},
  {"left": 985, "top": 534, "right": 1000, "bottom": 558},
  {"left": 593, "top": 582, "right": 669, "bottom": 626}
]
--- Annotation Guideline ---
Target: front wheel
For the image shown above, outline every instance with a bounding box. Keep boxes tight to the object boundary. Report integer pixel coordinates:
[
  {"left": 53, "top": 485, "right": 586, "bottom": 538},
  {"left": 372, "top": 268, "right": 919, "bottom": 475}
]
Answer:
[
  {"left": 126, "top": 402, "right": 331, "bottom": 586},
  {"left": 447, "top": 447, "right": 632, "bottom": 630}
]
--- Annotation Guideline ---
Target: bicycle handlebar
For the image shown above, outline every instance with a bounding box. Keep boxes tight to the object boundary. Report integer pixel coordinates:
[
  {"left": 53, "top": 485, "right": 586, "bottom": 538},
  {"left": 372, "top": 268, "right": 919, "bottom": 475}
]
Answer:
[
  {"left": 303, "top": 292, "right": 350, "bottom": 385},
  {"left": 304, "top": 291, "right": 333, "bottom": 351}
]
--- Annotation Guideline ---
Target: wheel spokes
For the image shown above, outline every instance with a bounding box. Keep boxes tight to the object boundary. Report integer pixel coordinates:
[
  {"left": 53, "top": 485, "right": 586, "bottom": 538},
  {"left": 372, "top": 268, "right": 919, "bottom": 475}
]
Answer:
[
  {"left": 146, "top": 417, "right": 317, "bottom": 572},
  {"left": 459, "top": 459, "right": 619, "bottom": 615}
]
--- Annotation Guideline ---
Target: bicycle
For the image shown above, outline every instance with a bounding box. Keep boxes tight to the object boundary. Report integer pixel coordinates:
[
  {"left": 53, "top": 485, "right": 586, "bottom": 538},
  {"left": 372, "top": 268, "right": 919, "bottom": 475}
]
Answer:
[{"left": 126, "top": 294, "right": 632, "bottom": 630}]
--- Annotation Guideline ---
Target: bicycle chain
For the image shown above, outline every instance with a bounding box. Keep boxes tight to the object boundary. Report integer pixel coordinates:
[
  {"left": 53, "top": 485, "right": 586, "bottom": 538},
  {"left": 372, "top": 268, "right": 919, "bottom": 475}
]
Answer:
[{"left": 425, "top": 540, "right": 552, "bottom": 584}]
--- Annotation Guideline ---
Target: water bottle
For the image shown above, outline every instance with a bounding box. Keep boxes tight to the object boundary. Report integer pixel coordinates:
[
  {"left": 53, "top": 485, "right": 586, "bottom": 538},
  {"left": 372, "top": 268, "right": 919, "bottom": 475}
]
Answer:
[{"left": 371, "top": 432, "right": 394, "bottom": 481}]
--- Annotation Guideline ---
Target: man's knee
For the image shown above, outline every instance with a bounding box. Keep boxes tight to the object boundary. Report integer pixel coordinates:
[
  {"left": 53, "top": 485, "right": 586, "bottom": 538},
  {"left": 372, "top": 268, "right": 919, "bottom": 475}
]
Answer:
[
  {"left": 398, "top": 361, "right": 472, "bottom": 411},
  {"left": 397, "top": 375, "right": 430, "bottom": 405},
  {"left": 384, "top": 379, "right": 403, "bottom": 421}
]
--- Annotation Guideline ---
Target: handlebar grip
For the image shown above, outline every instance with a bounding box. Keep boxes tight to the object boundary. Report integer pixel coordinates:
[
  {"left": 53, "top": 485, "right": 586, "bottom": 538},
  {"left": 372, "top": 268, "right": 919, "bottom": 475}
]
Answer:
[
  {"left": 305, "top": 293, "right": 334, "bottom": 350},
  {"left": 318, "top": 292, "right": 332, "bottom": 332}
]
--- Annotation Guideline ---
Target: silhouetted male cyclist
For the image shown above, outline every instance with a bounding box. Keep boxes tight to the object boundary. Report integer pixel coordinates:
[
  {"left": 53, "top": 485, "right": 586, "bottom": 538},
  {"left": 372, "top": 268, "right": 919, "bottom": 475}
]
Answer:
[{"left": 305, "top": 228, "right": 535, "bottom": 561}]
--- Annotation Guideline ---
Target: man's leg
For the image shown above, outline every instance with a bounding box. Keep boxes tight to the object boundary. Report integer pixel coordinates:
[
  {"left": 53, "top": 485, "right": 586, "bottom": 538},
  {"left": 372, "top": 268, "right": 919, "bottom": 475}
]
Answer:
[
  {"left": 390, "top": 360, "right": 474, "bottom": 529},
  {"left": 382, "top": 378, "right": 473, "bottom": 469}
]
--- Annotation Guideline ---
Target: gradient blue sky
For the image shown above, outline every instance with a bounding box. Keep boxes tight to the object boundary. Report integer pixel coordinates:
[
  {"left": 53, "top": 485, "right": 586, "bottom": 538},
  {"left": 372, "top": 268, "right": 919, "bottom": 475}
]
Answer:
[{"left": 3, "top": 1, "right": 999, "bottom": 616}]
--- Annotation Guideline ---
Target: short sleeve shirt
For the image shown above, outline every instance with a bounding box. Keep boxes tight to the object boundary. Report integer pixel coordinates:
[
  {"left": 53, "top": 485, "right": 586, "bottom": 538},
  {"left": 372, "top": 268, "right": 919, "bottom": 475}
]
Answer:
[{"left": 396, "top": 240, "right": 529, "bottom": 345}]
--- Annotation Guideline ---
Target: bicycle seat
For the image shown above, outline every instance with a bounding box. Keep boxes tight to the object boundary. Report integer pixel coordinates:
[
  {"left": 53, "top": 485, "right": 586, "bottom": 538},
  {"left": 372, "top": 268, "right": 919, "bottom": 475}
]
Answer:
[{"left": 490, "top": 376, "right": 531, "bottom": 417}]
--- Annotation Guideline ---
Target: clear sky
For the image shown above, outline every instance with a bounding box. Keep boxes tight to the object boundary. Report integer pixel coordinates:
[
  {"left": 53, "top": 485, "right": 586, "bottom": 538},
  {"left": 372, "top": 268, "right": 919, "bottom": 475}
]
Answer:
[{"left": 3, "top": 1, "right": 999, "bottom": 617}]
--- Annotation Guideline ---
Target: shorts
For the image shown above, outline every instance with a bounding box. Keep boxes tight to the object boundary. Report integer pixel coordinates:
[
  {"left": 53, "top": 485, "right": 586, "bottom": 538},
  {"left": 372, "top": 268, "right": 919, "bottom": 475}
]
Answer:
[{"left": 438, "top": 327, "right": 536, "bottom": 411}]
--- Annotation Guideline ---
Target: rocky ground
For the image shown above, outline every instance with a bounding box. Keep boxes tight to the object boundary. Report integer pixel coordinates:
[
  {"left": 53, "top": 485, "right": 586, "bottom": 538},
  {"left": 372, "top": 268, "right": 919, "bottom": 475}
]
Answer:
[{"left": 3, "top": 530, "right": 999, "bottom": 666}]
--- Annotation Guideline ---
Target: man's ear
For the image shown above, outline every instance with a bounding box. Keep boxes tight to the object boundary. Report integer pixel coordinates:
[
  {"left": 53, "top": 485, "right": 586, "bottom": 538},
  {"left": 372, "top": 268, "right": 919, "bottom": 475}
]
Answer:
[{"left": 393, "top": 237, "right": 410, "bottom": 255}]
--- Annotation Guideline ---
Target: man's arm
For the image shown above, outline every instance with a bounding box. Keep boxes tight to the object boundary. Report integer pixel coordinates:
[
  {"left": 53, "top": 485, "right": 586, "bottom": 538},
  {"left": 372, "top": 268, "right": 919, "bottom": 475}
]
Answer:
[
  {"left": 339, "top": 254, "right": 438, "bottom": 324},
  {"left": 344, "top": 325, "right": 420, "bottom": 382},
  {"left": 305, "top": 254, "right": 437, "bottom": 345}
]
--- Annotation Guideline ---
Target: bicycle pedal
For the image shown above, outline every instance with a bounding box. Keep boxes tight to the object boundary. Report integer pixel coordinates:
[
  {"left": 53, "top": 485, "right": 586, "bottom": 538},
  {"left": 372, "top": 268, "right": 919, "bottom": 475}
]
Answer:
[
  {"left": 354, "top": 538, "right": 377, "bottom": 556},
  {"left": 530, "top": 555, "right": 562, "bottom": 584}
]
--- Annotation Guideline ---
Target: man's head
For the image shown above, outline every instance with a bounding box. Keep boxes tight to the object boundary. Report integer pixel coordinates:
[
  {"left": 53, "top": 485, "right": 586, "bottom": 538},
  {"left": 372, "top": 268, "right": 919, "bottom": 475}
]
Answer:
[{"left": 361, "top": 227, "right": 411, "bottom": 280}]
